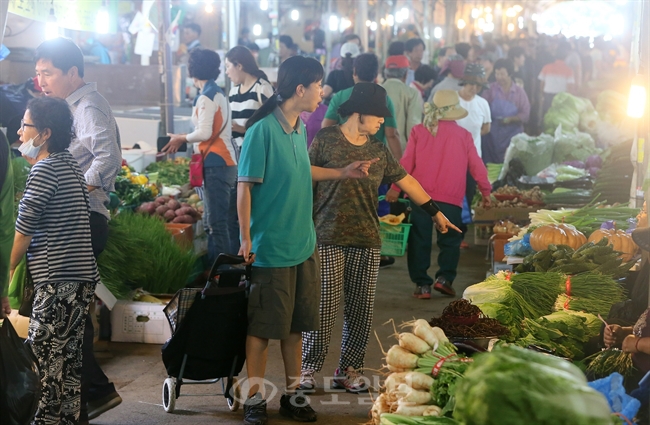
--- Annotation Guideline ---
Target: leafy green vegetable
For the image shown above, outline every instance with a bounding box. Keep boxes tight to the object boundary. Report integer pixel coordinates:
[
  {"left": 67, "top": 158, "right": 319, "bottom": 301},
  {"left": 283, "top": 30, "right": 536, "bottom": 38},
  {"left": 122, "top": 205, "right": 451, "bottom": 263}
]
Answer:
[
  {"left": 454, "top": 344, "right": 615, "bottom": 425},
  {"left": 584, "top": 349, "right": 635, "bottom": 379},
  {"left": 145, "top": 158, "right": 190, "bottom": 186},
  {"left": 97, "top": 213, "right": 197, "bottom": 297},
  {"left": 379, "top": 414, "right": 460, "bottom": 425},
  {"left": 552, "top": 130, "right": 601, "bottom": 165}
]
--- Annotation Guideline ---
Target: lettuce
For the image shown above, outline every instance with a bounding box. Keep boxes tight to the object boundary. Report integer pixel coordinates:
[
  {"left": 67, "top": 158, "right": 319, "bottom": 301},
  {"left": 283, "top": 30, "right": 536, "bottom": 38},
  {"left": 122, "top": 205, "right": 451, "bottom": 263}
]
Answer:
[{"left": 454, "top": 345, "right": 615, "bottom": 425}]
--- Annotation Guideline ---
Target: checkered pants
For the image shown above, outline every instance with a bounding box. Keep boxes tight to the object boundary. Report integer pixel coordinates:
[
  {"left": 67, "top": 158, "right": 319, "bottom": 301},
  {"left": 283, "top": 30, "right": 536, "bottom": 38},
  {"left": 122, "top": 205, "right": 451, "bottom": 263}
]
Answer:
[
  {"left": 301, "top": 245, "right": 380, "bottom": 372},
  {"left": 28, "top": 281, "right": 95, "bottom": 425}
]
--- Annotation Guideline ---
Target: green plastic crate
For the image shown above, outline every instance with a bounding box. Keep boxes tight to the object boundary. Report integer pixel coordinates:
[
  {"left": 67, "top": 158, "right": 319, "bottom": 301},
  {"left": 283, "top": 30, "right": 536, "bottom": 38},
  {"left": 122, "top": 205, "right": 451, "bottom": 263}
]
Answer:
[{"left": 378, "top": 195, "right": 411, "bottom": 256}]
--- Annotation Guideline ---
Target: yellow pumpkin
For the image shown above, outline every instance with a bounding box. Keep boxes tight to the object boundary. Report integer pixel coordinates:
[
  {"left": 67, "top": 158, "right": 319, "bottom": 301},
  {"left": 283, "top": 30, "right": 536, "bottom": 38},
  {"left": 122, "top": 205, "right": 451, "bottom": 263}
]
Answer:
[
  {"left": 530, "top": 224, "right": 587, "bottom": 251},
  {"left": 587, "top": 228, "right": 638, "bottom": 262}
]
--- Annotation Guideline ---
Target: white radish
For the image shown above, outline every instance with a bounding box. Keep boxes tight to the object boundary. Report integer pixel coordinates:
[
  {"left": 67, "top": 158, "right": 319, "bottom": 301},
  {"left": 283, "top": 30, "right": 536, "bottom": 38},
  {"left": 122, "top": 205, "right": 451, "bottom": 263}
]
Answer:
[
  {"left": 431, "top": 326, "right": 449, "bottom": 344},
  {"left": 371, "top": 394, "right": 390, "bottom": 424},
  {"left": 398, "top": 332, "right": 431, "bottom": 354},
  {"left": 404, "top": 371, "right": 434, "bottom": 391},
  {"left": 387, "top": 364, "right": 408, "bottom": 373},
  {"left": 412, "top": 319, "right": 439, "bottom": 349},
  {"left": 394, "top": 402, "right": 431, "bottom": 416},
  {"left": 386, "top": 345, "right": 419, "bottom": 370},
  {"left": 422, "top": 405, "right": 442, "bottom": 416},
  {"left": 384, "top": 372, "right": 409, "bottom": 393},
  {"left": 396, "top": 383, "right": 432, "bottom": 405}
]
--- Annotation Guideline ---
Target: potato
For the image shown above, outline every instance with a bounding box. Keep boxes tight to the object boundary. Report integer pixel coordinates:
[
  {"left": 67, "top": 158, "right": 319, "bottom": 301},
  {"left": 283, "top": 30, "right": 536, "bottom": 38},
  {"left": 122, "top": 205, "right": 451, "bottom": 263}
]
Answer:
[
  {"left": 180, "top": 203, "right": 191, "bottom": 208},
  {"left": 167, "top": 199, "right": 181, "bottom": 210},
  {"left": 164, "top": 210, "right": 177, "bottom": 221},
  {"left": 175, "top": 207, "right": 193, "bottom": 217},
  {"left": 172, "top": 215, "right": 194, "bottom": 224},
  {"left": 155, "top": 196, "right": 169, "bottom": 205},
  {"left": 137, "top": 202, "right": 155, "bottom": 215},
  {"left": 155, "top": 205, "right": 170, "bottom": 216}
]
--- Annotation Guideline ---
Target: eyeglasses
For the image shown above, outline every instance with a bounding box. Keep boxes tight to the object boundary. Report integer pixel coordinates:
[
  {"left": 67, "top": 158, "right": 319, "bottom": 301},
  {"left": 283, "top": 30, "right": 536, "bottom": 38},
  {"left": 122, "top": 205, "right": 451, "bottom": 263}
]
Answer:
[{"left": 20, "top": 120, "right": 36, "bottom": 131}]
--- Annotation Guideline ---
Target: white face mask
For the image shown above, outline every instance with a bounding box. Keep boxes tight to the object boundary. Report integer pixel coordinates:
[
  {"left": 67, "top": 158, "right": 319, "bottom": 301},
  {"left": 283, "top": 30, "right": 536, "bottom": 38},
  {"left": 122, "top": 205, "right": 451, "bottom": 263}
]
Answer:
[{"left": 18, "top": 137, "right": 43, "bottom": 159}]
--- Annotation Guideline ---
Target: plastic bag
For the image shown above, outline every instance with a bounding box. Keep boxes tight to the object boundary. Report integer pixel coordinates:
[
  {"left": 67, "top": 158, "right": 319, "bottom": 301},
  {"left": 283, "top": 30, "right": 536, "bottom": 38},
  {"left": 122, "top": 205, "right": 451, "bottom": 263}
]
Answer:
[
  {"left": 0, "top": 319, "right": 41, "bottom": 425},
  {"left": 499, "top": 133, "right": 555, "bottom": 179},
  {"left": 588, "top": 372, "right": 641, "bottom": 421},
  {"left": 504, "top": 233, "right": 534, "bottom": 257}
]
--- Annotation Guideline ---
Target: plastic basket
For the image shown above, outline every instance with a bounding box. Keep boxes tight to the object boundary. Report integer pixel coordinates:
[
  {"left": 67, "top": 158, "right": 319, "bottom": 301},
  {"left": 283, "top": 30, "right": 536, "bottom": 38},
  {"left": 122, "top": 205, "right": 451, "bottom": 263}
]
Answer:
[{"left": 378, "top": 195, "right": 411, "bottom": 256}]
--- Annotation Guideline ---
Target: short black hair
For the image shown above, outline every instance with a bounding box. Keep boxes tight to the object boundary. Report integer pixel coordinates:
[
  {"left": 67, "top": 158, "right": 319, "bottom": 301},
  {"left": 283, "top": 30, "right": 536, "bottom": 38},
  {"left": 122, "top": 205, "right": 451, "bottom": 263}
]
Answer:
[
  {"left": 414, "top": 65, "right": 436, "bottom": 84},
  {"left": 26, "top": 96, "right": 75, "bottom": 153},
  {"left": 405, "top": 38, "right": 425, "bottom": 52},
  {"left": 188, "top": 49, "right": 221, "bottom": 81},
  {"left": 34, "top": 37, "right": 85, "bottom": 78},
  {"left": 343, "top": 34, "right": 361, "bottom": 43},
  {"left": 184, "top": 23, "right": 201, "bottom": 36},
  {"left": 556, "top": 41, "right": 571, "bottom": 60},
  {"left": 388, "top": 41, "right": 405, "bottom": 56},
  {"left": 493, "top": 58, "right": 515, "bottom": 76},
  {"left": 248, "top": 42, "right": 260, "bottom": 52},
  {"left": 279, "top": 35, "right": 294, "bottom": 49},
  {"left": 455, "top": 42, "right": 471, "bottom": 59},
  {"left": 353, "top": 53, "right": 379, "bottom": 83},
  {"left": 438, "top": 46, "right": 450, "bottom": 57},
  {"left": 508, "top": 46, "right": 526, "bottom": 61}
]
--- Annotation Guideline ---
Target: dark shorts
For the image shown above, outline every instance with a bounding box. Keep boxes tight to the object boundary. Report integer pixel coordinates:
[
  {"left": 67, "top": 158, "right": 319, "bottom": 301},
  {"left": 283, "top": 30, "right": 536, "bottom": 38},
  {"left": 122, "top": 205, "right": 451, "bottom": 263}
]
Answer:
[{"left": 247, "top": 250, "right": 321, "bottom": 340}]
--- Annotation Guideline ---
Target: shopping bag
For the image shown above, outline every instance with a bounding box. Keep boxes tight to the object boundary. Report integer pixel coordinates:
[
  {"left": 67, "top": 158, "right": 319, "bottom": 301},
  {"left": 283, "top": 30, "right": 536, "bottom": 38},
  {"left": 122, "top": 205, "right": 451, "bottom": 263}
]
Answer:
[
  {"left": 0, "top": 319, "right": 41, "bottom": 425},
  {"left": 189, "top": 153, "right": 204, "bottom": 187}
]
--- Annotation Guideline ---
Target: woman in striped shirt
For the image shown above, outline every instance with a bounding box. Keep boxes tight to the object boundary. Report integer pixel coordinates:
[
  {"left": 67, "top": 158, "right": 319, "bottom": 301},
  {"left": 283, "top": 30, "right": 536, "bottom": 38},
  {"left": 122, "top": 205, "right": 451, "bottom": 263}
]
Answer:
[
  {"left": 225, "top": 45, "right": 274, "bottom": 154},
  {"left": 9, "top": 96, "right": 99, "bottom": 424}
]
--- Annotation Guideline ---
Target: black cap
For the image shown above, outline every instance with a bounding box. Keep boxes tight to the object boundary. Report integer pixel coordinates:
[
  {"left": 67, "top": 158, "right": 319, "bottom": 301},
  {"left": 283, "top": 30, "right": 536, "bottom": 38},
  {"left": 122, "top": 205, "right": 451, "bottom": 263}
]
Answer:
[
  {"left": 632, "top": 227, "right": 649, "bottom": 252},
  {"left": 338, "top": 83, "right": 393, "bottom": 118}
]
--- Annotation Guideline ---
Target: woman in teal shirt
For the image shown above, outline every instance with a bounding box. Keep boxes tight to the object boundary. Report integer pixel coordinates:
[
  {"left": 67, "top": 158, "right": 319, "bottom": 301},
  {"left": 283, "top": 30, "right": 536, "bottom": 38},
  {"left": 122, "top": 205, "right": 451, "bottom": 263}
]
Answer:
[{"left": 237, "top": 56, "right": 375, "bottom": 425}]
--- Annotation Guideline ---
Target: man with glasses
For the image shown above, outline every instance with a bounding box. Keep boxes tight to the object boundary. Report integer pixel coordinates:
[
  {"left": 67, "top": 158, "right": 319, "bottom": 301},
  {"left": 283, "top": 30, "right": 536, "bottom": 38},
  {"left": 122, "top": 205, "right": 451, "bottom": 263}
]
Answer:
[{"left": 34, "top": 37, "right": 122, "bottom": 425}]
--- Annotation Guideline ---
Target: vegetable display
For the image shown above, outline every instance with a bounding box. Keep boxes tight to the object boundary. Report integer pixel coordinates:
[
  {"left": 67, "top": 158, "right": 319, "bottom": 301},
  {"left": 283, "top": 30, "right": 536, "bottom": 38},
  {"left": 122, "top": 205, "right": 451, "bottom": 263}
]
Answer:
[
  {"left": 584, "top": 349, "right": 635, "bottom": 380},
  {"left": 453, "top": 344, "right": 614, "bottom": 425},
  {"left": 371, "top": 322, "right": 471, "bottom": 424},
  {"left": 586, "top": 223, "right": 638, "bottom": 262},
  {"left": 516, "top": 240, "right": 636, "bottom": 278},
  {"left": 97, "top": 212, "right": 197, "bottom": 297},
  {"left": 543, "top": 188, "right": 594, "bottom": 207},
  {"left": 144, "top": 157, "right": 190, "bottom": 186},
  {"left": 518, "top": 310, "right": 601, "bottom": 359},
  {"left": 428, "top": 299, "right": 509, "bottom": 339},
  {"left": 529, "top": 223, "right": 587, "bottom": 251},
  {"left": 591, "top": 141, "right": 635, "bottom": 205},
  {"left": 528, "top": 201, "right": 639, "bottom": 237},
  {"left": 114, "top": 166, "right": 156, "bottom": 207},
  {"left": 137, "top": 196, "right": 202, "bottom": 224}
]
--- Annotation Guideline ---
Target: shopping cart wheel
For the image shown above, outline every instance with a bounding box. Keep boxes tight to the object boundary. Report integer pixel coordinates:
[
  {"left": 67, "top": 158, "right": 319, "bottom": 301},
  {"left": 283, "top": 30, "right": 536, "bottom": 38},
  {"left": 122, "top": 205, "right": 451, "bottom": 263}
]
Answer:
[
  {"left": 226, "top": 377, "right": 241, "bottom": 412},
  {"left": 162, "top": 378, "right": 176, "bottom": 413}
]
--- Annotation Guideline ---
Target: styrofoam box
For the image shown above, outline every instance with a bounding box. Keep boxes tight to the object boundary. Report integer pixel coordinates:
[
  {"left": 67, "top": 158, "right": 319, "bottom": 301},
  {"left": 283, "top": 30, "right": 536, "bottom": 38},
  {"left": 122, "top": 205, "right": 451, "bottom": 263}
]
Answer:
[
  {"left": 110, "top": 300, "right": 171, "bottom": 344},
  {"left": 121, "top": 149, "right": 145, "bottom": 173}
]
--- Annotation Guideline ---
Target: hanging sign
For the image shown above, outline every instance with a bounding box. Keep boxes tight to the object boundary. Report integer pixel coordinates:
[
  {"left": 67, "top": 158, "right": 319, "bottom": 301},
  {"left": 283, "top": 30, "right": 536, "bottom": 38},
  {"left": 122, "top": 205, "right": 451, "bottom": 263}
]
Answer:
[{"left": 8, "top": 0, "right": 103, "bottom": 32}]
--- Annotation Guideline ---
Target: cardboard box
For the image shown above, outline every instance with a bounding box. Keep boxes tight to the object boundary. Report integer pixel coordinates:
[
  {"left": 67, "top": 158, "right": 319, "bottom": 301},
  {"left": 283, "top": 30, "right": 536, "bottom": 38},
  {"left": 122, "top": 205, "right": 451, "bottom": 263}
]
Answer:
[
  {"left": 165, "top": 223, "right": 193, "bottom": 248},
  {"left": 474, "top": 207, "right": 538, "bottom": 223},
  {"left": 490, "top": 233, "right": 516, "bottom": 263},
  {"left": 110, "top": 300, "right": 172, "bottom": 344}
]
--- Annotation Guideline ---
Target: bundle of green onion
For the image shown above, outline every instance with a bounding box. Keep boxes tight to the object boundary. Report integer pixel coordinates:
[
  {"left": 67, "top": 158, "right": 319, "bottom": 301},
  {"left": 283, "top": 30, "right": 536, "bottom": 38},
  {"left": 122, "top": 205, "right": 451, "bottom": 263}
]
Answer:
[
  {"left": 529, "top": 200, "right": 639, "bottom": 236},
  {"left": 97, "top": 212, "right": 197, "bottom": 297}
]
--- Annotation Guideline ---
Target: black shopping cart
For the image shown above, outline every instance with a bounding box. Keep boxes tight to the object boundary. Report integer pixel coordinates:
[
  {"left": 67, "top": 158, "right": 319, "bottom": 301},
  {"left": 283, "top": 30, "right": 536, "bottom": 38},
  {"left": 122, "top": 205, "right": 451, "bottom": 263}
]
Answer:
[{"left": 160, "top": 253, "right": 251, "bottom": 413}]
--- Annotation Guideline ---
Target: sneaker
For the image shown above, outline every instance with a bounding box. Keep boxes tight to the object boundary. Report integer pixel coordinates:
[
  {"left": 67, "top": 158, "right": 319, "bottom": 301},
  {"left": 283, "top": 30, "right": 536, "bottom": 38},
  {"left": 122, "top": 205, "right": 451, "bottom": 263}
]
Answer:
[
  {"left": 298, "top": 369, "right": 316, "bottom": 392},
  {"left": 413, "top": 285, "right": 432, "bottom": 299},
  {"left": 244, "top": 394, "right": 268, "bottom": 425},
  {"left": 433, "top": 277, "right": 456, "bottom": 297},
  {"left": 87, "top": 391, "right": 122, "bottom": 420},
  {"left": 331, "top": 367, "right": 369, "bottom": 393},
  {"left": 279, "top": 393, "right": 317, "bottom": 422},
  {"left": 379, "top": 256, "right": 395, "bottom": 269}
]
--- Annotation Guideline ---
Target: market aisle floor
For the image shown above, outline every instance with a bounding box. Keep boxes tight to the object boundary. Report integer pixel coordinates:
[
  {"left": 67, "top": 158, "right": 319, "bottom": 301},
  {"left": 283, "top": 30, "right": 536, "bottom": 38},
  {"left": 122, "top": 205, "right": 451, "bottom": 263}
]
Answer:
[{"left": 90, "top": 235, "right": 489, "bottom": 425}]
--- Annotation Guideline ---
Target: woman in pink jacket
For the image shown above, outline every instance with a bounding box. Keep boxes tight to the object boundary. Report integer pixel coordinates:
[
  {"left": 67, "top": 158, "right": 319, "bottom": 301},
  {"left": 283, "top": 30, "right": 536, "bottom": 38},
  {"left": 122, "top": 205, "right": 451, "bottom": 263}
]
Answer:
[{"left": 387, "top": 90, "right": 491, "bottom": 298}]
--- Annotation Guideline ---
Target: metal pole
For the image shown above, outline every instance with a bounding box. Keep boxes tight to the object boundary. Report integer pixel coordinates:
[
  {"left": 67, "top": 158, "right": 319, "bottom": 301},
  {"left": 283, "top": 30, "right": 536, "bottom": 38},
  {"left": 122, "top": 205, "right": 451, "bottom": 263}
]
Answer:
[
  {"left": 0, "top": 0, "right": 9, "bottom": 47},
  {"left": 160, "top": 0, "right": 174, "bottom": 135},
  {"left": 357, "top": 1, "right": 369, "bottom": 51}
]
